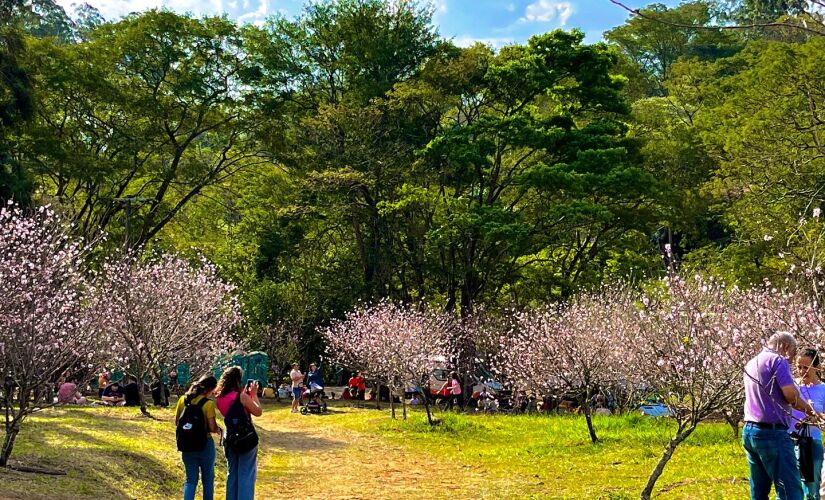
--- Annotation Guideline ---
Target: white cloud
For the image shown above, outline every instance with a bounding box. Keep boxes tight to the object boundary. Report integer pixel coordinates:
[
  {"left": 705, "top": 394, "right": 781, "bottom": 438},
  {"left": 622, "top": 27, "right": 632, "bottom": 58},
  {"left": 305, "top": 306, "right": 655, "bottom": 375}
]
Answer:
[
  {"left": 453, "top": 35, "right": 514, "bottom": 49},
  {"left": 522, "top": 0, "right": 574, "bottom": 26},
  {"left": 56, "top": 0, "right": 272, "bottom": 21},
  {"left": 236, "top": 0, "right": 271, "bottom": 24},
  {"left": 432, "top": 0, "right": 448, "bottom": 23}
]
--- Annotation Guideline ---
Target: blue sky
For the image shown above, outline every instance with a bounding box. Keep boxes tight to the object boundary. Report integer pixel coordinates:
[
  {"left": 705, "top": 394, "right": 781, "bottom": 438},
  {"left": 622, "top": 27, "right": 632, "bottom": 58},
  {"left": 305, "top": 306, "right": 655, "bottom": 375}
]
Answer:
[{"left": 55, "top": 0, "right": 660, "bottom": 44}]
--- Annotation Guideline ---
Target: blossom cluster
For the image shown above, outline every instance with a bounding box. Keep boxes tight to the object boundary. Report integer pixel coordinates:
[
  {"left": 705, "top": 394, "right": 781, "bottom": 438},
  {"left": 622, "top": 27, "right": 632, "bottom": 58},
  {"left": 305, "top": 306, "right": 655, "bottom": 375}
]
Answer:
[
  {"left": 0, "top": 202, "right": 242, "bottom": 415},
  {"left": 91, "top": 254, "right": 243, "bottom": 393},
  {"left": 322, "top": 300, "right": 458, "bottom": 391},
  {"left": 0, "top": 202, "right": 102, "bottom": 407}
]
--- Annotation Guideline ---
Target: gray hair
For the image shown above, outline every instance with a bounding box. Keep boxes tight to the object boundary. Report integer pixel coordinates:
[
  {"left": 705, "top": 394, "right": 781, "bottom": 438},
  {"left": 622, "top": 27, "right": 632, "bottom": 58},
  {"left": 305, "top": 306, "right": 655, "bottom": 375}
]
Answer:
[{"left": 767, "top": 331, "right": 797, "bottom": 351}]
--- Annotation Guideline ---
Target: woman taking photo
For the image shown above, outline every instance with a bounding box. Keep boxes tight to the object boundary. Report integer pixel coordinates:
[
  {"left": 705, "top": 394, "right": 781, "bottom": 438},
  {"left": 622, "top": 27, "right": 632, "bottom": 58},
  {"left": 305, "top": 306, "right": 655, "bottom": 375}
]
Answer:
[
  {"left": 794, "top": 348, "right": 825, "bottom": 500},
  {"left": 175, "top": 374, "right": 220, "bottom": 500},
  {"left": 216, "top": 366, "right": 263, "bottom": 500}
]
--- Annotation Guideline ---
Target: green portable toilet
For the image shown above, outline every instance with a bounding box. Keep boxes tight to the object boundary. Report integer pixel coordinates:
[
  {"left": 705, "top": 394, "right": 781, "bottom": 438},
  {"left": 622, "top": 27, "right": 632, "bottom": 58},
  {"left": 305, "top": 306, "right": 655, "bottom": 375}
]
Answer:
[
  {"left": 109, "top": 369, "right": 124, "bottom": 383},
  {"left": 176, "top": 363, "right": 190, "bottom": 387},
  {"left": 212, "top": 353, "right": 241, "bottom": 380},
  {"left": 245, "top": 352, "right": 270, "bottom": 386},
  {"left": 211, "top": 352, "right": 269, "bottom": 386}
]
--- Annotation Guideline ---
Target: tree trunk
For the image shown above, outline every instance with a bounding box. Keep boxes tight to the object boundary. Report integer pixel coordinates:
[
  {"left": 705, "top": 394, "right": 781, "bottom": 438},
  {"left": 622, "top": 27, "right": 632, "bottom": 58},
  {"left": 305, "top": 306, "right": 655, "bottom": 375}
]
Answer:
[
  {"left": 422, "top": 389, "right": 435, "bottom": 426},
  {"left": 402, "top": 394, "right": 408, "bottom": 420},
  {"left": 640, "top": 425, "right": 696, "bottom": 500},
  {"left": 390, "top": 388, "right": 396, "bottom": 419},
  {"left": 374, "top": 380, "right": 381, "bottom": 410},
  {"left": 582, "top": 399, "right": 598, "bottom": 444},
  {"left": 0, "top": 418, "right": 20, "bottom": 467},
  {"left": 724, "top": 413, "right": 740, "bottom": 439},
  {"left": 136, "top": 373, "right": 151, "bottom": 417}
]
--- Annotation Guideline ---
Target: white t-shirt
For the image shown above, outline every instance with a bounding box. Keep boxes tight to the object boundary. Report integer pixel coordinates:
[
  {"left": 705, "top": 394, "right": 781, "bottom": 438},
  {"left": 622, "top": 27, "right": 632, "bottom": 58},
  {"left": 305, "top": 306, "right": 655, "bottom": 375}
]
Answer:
[
  {"left": 290, "top": 369, "right": 303, "bottom": 389},
  {"left": 792, "top": 382, "right": 825, "bottom": 440}
]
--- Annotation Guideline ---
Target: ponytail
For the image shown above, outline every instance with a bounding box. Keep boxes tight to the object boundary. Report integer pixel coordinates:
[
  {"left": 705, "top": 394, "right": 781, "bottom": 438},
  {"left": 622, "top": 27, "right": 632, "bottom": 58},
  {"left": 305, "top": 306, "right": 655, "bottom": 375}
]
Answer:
[{"left": 184, "top": 374, "right": 218, "bottom": 405}]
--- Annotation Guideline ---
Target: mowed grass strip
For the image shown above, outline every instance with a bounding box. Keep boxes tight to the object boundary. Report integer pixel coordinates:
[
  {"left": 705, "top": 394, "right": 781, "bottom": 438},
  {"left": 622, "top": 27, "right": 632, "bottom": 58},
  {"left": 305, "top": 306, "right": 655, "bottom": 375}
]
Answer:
[
  {"left": 295, "top": 405, "right": 749, "bottom": 499},
  {"left": 0, "top": 402, "right": 749, "bottom": 499}
]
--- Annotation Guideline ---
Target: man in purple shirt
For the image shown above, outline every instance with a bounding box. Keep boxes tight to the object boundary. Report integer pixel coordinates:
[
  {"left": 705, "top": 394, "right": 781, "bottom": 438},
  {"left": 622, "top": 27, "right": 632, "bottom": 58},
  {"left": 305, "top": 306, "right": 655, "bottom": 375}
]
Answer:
[{"left": 743, "top": 332, "right": 817, "bottom": 500}]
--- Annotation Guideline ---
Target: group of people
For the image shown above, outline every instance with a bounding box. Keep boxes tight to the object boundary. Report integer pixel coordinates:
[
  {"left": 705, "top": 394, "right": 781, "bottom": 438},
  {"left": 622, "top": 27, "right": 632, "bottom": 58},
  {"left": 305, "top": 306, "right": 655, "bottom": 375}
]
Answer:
[
  {"left": 743, "top": 331, "right": 825, "bottom": 500},
  {"left": 287, "top": 362, "right": 324, "bottom": 413},
  {"left": 175, "top": 366, "right": 263, "bottom": 500},
  {"left": 55, "top": 374, "right": 141, "bottom": 407}
]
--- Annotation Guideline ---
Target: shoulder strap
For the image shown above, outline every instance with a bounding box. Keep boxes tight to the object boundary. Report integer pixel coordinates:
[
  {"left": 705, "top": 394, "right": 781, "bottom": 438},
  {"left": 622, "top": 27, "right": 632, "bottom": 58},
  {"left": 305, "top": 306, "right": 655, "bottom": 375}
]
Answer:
[{"left": 196, "top": 397, "right": 209, "bottom": 409}]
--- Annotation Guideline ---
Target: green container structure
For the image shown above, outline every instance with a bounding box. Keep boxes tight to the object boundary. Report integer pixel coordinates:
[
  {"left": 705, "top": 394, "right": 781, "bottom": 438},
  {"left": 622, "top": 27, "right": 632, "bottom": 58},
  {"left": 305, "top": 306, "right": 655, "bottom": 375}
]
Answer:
[
  {"left": 212, "top": 352, "right": 270, "bottom": 386},
  {"left": 244, "top": 351, "right": 269, "bottom": 386},
  {"left": 176, "top": 362, "right": 191, "bottom": 387}
]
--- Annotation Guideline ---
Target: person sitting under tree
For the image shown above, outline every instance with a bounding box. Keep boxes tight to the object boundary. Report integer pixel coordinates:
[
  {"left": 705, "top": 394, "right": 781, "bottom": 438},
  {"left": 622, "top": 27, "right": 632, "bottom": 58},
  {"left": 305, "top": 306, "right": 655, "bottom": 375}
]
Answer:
[
  {"left": 101, "top": 381, "right": 125, "bottom": 406},
  {"left": 56, "top": 378, "right": 86, "bottom": 405},
  {"left": 348, "top": 371, "right": 366, "bottom": 400}
]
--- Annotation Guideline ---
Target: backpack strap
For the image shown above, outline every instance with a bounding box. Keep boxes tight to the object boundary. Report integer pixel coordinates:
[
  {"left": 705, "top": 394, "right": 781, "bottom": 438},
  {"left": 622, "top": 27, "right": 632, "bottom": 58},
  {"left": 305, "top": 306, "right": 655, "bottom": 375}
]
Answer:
[
  {"left": 184, "top": 396, "right": 211, "bottom": 408},
  {"left": 231, "top": 391, "right": 252, "bottom": 425}
]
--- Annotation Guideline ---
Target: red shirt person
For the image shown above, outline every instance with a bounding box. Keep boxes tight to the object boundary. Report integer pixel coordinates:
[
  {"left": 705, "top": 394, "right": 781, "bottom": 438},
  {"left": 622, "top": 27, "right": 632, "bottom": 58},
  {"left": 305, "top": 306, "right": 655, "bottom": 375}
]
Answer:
[{"left": 348, "top": 372, "right": 366, "bottom": 399}]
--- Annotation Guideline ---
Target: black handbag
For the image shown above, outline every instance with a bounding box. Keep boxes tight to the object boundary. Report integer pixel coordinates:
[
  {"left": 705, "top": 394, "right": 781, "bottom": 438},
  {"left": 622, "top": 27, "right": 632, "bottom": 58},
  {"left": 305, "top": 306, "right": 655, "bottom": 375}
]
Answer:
[
  {"left": 223, "top": 392, "right": 258, "bottom": 454},
  {"left": 796, "top": 424, "right": 816, "bottom": 483}
]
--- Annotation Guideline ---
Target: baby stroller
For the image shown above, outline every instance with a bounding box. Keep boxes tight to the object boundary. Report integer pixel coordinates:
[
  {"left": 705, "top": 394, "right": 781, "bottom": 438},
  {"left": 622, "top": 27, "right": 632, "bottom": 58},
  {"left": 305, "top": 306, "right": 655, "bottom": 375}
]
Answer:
[{"left": 300, "top": 384, "right": 328, "bottom": 415}]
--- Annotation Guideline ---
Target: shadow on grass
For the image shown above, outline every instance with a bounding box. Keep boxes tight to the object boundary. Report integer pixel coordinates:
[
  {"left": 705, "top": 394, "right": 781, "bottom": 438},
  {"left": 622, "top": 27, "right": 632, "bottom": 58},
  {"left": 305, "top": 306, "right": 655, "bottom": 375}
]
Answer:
[
  {"left": 256, "top": 423, "right": 347, "bottom": 454},
  {"left": 3, "top": 413, "right": 179, "bottom": 499}
]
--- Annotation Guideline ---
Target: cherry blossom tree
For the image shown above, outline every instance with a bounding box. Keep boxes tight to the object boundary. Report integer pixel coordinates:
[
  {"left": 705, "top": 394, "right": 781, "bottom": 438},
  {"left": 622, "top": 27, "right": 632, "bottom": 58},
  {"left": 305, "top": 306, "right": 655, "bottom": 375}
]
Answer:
[
  {"left": 93, "top": 255, "right": 242, "bottom": 414},
  {"left": 322, "top": 301, "right": 455, "bottom": 425},
  {"left": 620, "top": 275, "right": 761, "bottom": 500},
  {"left": 494, "top": 287, "right": 632, "bottom": 443},
  {"left": 0, "top": 203, "right": 102, "bottom": 467},
  {"left": 451, "top": 308, "right": 512, "bottom": 408}
]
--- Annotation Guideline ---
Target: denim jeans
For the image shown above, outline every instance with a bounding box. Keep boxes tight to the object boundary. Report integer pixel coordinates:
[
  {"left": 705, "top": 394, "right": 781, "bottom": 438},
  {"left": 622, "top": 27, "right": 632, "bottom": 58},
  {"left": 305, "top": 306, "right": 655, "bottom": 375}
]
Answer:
[
  {"left": 797, "top": 437, "right": 824, "bottom": 500},
  {"left": 225, "top": 445, "right": 257, "bottom": 500},
  {"left": 182, "top": 437, "right": 215, "bottom": 500},
  {"left": 743, "top": 423, "right": 804, "bottom": 500}
]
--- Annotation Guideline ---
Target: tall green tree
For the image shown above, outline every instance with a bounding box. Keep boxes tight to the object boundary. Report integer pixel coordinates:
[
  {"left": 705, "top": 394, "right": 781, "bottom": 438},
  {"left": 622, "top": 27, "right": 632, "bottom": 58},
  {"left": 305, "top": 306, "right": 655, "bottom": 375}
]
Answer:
[
  {"left": 605, "top": 2, "right": 740, "bottom": 95},
  {"left": 0, "top": 4, "right": 34, "bottom": 203},
  {"left": 22, "top": 11, "right": 269, "bottom": 249},
  {"left": 694, "top": 38, "right": 825, "bottom": 281}
]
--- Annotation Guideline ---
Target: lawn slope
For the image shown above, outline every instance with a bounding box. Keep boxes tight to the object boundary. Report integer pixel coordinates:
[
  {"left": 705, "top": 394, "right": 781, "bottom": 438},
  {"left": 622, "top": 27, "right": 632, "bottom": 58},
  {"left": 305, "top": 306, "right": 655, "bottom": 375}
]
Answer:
[{"left": 0, "top": 402, "right": 748, "bottom": 499}]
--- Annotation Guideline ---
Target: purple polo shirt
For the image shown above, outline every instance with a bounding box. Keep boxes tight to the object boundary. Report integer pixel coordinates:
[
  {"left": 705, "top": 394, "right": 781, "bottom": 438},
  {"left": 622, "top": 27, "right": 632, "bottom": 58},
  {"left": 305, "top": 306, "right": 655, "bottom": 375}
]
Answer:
[{"left": 744, "top": 348, "right": 796, "bottom": 426}]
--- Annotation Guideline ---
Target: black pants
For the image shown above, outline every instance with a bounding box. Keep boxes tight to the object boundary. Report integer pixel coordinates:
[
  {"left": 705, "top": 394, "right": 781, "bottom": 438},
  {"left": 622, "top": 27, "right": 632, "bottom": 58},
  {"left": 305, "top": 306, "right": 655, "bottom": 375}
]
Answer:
[{"left": 446, "top": 394, "right": 463, "bottom": 410}]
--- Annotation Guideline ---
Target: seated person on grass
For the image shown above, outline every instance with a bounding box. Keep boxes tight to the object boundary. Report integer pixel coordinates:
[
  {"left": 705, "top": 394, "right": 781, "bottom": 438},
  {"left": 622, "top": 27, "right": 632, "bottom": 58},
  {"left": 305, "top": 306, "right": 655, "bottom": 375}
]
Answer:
[
  {"left": 101, "top": 382, "right": 125, "bottom": 405},
  {"left": 348, "top": 371, "right": 366, "bottom": 400},
  {"left": 57, "top": 379, "right": 87, "bottom": 405},
  {"left": 122, "top": 377, "right": 141, "bottom": 407}
]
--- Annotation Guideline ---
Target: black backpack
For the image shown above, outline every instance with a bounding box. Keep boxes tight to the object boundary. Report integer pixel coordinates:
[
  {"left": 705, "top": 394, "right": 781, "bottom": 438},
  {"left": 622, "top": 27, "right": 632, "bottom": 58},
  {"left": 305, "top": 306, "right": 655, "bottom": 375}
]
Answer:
[
  {"left": 223, "top": 392, "right": 258, "bottom": 454},
  {"left": 176, "top": 397, "right": 209, "bottom": 452}
]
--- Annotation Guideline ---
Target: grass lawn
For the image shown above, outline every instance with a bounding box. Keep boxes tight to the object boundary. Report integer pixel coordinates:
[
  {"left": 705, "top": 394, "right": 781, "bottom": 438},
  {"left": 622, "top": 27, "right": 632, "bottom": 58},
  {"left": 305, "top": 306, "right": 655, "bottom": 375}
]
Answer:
[{"left": 0, "top": 401, "right": 749, "bottom": 499}]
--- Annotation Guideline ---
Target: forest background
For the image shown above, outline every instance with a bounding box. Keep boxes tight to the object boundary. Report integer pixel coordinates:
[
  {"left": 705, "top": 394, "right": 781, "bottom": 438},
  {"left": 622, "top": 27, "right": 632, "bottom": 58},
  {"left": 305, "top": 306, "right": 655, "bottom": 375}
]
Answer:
[{"left": 1, "top": 0, "right": 823, "bottom": 365}]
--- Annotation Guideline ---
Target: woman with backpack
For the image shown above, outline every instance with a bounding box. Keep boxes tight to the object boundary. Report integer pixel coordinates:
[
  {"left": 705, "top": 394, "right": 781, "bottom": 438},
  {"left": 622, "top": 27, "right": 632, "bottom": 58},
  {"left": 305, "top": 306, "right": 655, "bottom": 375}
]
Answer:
[
  {"left": 216, "top": 366, "right": 263, "bottom": 500},
  {"left": 175, "top": 374, "right": 220, "bottom": 500}
]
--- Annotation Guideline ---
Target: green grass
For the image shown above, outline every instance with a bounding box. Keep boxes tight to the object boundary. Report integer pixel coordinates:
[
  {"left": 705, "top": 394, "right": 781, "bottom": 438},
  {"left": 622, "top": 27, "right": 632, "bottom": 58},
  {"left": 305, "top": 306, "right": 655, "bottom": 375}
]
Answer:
[
  {"left": 0, "top": 402, "right": 749, "bottom": 499},
  {"left": 328, "top": 407, "right": 748, "bottom": 499}
]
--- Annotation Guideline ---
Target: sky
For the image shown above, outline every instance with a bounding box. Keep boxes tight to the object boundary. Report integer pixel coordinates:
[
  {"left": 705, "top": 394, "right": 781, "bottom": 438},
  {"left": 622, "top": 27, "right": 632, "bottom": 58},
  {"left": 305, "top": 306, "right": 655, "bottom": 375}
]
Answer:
[{"left": 54, "top": 0, "right": 662, "bottom": 45}]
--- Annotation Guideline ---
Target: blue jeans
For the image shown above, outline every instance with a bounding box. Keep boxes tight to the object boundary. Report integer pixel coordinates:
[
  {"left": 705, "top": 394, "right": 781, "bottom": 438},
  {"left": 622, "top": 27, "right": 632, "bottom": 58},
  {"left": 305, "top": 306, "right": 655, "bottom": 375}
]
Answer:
[
  {"left": 743, "top": 424, "right": 804, "bottom": 500},
  {"left": 797, "top": 437, "right": 824, "bottom": 500},
  {"left": 225, "top": 445, "right": 257, "bottom": 500},
  {"left": 182, "top": 438, "right": 215, "bottom": 500}
]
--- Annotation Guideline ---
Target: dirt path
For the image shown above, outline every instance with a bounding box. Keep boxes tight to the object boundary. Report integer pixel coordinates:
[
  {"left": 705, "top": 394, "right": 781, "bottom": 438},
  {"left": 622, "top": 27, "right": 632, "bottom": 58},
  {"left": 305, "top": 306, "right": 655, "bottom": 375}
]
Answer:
[{"left": 252, "top": 406, "right": 482, "bottom": 499}]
